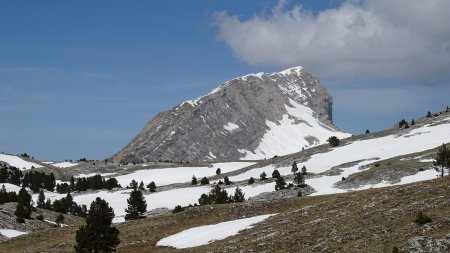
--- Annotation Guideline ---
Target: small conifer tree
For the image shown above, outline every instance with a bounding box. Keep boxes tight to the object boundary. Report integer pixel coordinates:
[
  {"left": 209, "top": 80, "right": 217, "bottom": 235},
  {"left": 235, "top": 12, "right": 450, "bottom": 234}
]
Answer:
[
  {"left": 248, "top": 177, "right": 255, "bottom": 184},
  {"left": 125, "top": 189, "right": 147, "bottom": 220},
  {"left": 291, "top": 161, "right": 299, "bottom": 173},
  {"left": 224, "top": 176, "right": 231, "bottom": 185},
  {"left": 435, "top": 143, "right": 450, "bottom": 177},
  {"left": 233, "top": 187, "right": 245, "bottom": 202},
  {"left": 260, "top": 171, "right": 267, "bottom": 181},
  {"left": 272, "top": 169, "right": 281, "bottom": 178},
  {"left": 37, "top": 189, "right": 46, "bottom": 208},
  {"left": 147, "top": 181, "right": 157, "bottom": 192},
  {"left": 275, "top": 176, "right": 286, "bottom": 191},
  {"left": 216, "top": 168, "right": 221, "bottom": 175},
  {"left": 200, "top": 177, "right": 209, "bottom": 185},
  {"left": 75, "top": 198, "right": 120, "bottom": 252},
  {"left": 191, "top": 175, "right": 197, "bottom": 185},
  {"left": 55, "top": 213, "right": 65, "bottom": 226},
  {"left": 301, "top": 165, "right": 307, "bottom": 175},
  {"left": 294, "top": 172, "right": 305, "bottom": 187}
]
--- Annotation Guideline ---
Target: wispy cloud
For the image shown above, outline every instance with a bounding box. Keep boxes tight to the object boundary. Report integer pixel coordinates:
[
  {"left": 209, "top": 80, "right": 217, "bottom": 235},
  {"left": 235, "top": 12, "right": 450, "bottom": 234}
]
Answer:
[{"left": 213, "top": 0, "right": 450, "bottom": 85}]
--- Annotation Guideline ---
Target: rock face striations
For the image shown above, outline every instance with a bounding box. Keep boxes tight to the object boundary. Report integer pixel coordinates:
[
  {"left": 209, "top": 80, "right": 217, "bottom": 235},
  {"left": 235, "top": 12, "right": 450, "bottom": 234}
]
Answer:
[{"left": 112, "top": 67, "right": 349, "bottom": 163}]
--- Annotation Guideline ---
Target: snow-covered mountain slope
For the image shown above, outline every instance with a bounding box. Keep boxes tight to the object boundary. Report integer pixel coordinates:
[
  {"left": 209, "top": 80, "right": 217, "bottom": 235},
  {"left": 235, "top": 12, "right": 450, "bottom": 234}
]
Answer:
[
  {"left": 0, "top": 154, "right": 42, "bottom": 170},
  {"left": 112, "top": 66, "right": 349, "bottom": 163}
]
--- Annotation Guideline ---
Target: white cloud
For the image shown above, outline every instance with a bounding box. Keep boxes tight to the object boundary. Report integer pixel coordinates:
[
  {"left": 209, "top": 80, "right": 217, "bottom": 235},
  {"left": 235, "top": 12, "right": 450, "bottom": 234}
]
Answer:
[{"left": 214, "top": 0, "right": 450, "bottom": 84}]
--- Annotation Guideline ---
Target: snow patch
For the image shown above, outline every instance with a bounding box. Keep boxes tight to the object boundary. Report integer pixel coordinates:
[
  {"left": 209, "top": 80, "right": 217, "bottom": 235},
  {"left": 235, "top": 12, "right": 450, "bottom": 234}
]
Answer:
[
  {"left": 223, "top": 122, "right": 239, "bottom": 132},
  {"left": 156, "top": 214, "right": 276, "bottom": 249},
  {"left": 0, "top": 229, "right": 28, "bottom": 238},
  {"left": 52, "top": 162, "right": 78, "bottom": 168}
]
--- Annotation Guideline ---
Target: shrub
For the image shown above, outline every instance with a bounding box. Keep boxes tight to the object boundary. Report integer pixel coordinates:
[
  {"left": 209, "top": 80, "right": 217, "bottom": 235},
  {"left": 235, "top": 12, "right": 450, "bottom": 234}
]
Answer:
[
  {"left": 414, "top": 211, "right": 432, "bottom": 225},
  {"left": 172, "top": 205, "right": 185, "bottom": 213},
  {"left": 248, "top": 177, "right": 255, "bottom": 184},
  {"left": 327, "top": 136, "right": 340, "bottom": 147}
]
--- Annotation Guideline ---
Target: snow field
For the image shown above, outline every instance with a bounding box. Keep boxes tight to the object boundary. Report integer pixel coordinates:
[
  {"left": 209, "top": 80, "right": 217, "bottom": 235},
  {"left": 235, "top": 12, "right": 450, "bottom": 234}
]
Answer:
[
  {"left": 0, "top": 154, "right": 42, "bottom": 170},
  {"left": 156, "top": 214, "right": 276, "bottom": 248}
]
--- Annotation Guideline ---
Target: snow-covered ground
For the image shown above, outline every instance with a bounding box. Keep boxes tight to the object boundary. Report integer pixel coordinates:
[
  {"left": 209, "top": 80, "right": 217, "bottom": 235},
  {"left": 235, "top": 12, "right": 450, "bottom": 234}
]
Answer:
[
  {"left": 113, "top": 162, "right": 255, "bottom": 187},
  {"left": 0, "top": 154, "right": 42, "bottom": 170},
  {"left": 156, "top": 214, "right": 276, "bottom": 249},
  {"left": 52, "top": 162, "right": 78, "bottom": 168},
  {"left": 0, "top": 229, "right": 28, "bottom": 238},
  {"left": 1, "top": 183, "right": 22, "bottom": 193}
]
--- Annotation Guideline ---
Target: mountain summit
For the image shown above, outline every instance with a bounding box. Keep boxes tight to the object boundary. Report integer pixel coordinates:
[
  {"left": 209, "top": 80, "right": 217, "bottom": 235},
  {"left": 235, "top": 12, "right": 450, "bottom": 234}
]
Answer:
[{"left": 112, "top": 67, "right": 349, "bottom": 163}]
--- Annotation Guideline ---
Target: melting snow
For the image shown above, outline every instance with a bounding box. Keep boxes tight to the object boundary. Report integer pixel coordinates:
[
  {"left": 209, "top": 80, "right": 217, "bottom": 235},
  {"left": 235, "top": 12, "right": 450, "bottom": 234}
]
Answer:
[{"left": 156, "top": 214, "right": 276, "bottom": 249}]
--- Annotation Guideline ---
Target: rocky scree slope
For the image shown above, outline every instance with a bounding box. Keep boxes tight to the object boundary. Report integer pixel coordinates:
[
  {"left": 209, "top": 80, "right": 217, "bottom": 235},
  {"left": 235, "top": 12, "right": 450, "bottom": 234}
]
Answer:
[{"left": 112, "top": 67, "right": 348, "bottom": 163}]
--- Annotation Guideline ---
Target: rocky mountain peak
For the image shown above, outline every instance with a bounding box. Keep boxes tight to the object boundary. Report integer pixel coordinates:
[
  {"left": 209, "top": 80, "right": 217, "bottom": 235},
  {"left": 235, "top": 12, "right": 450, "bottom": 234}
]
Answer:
[{"left": 112, "top": 67, "right": 349, "bottom": 163}]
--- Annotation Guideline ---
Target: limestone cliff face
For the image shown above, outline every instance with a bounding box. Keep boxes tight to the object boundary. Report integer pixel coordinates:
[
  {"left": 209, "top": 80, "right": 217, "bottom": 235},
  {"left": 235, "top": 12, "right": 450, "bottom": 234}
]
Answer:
[{"left": 112, "top": 67, "right": 348, "bottom": 163}]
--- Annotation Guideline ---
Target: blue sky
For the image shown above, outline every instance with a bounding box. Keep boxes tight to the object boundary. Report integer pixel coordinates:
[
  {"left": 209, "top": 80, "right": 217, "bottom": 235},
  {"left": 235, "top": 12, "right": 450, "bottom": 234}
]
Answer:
[{"left": 1, "top": 0, "right": 449, "bottom": 161}]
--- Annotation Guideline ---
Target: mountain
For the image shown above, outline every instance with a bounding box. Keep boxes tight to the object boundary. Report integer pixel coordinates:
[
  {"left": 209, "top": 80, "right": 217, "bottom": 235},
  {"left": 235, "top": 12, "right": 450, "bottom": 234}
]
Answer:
[{"left": 112, "top": 66, "right": 349, "bottom": 163}]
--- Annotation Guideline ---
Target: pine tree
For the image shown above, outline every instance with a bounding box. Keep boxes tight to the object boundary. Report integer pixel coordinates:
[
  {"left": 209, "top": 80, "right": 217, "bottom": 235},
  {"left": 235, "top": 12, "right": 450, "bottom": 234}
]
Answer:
[
  {"left": 435, "top": 143, "right": 450, "bottom": 178},
  {"left": 291, "top": 161, "right": 299, "bottom": 173},
  {"left": 272, "top": 169, "right": 280, "bottom": 178},
  {"left": 200, "top": 177, "right": 209, "bottom": 185},
  {"left": 37, "top": 189, "right": 46, "bottom": 208},
  {"left": 208, "top": 185, "right": 229, "bottom": 204},
  {"left": 294, "top": 172, "right": 305, "bottom": 187},
  {"left": 129, "top": 179, "right": 138, "bottom": 189},
  {"left": 191, "top": 175, "right": 198, "bottom": 185},
  {"left": 275, "top": 176, "right": 286, "bottom": 191},
  {"left": 426, "top": 111, "right": 432, "bottom": 117},
  {"left": 125, "top": 189, "right": 147, "bottom": 220},
  {"left": 55, "top": 213, "right": 65, "bottom": 226},
  {"left": 14, "top": 187, "right": 32, "bottom": 221},
  {"left": 75, "top": 197, "right": 120, "bottom": 253},
  {"left": 138, "top": 181, "right": 145, "bottom": 191},
  {"left": 146, "top": 181, "right": 156, "bottom": 192},
  {"left": 70, "top": 176, "right": 75, "bottom": 191},
  {"left": 411, "top": 119, "right": 415, "bottom": 126},
  {"left": 224, "top": 176, "right": 231, "bottom": 185},
  {"left": 248, "top": 177, "right": 255, "bottom": 184},
  {"left": 301, "top": 165, "right": 307, "bottom": 175},
  {"left": 232, "top": 187, "right": 245, "bottom": 202},
  {"left": 216, "top": 168, "right": 221, "bottom": 175},
  {"left": 260, "top": 171, "right": 267, "bottom": 181}
]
